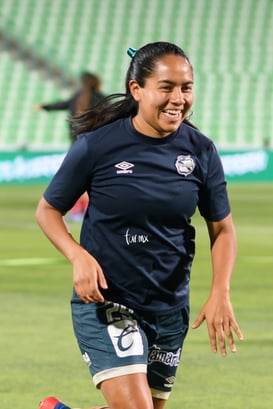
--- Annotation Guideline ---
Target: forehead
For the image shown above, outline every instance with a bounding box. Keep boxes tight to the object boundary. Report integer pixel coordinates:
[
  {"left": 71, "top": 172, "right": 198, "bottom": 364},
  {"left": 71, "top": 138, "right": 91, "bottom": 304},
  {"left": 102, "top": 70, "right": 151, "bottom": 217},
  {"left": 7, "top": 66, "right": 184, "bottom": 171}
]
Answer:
[{"left": 151, "top": 54, "right": 193, "bottom": 82}]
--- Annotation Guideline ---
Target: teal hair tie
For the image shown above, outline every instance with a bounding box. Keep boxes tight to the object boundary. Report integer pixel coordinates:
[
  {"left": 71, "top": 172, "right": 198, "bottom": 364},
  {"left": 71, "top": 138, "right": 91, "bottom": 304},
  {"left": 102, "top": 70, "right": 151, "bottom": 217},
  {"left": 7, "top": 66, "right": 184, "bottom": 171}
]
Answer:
[{"left": 127, "top": 47, "right": 137, "bottom": 58}]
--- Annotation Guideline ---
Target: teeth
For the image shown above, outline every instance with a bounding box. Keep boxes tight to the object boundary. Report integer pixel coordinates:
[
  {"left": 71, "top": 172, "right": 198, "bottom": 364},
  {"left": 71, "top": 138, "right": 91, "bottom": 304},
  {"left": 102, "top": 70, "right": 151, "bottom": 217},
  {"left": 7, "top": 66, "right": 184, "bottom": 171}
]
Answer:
[{"left": 164, "top": 110, "right": 181, "bottom": 115}]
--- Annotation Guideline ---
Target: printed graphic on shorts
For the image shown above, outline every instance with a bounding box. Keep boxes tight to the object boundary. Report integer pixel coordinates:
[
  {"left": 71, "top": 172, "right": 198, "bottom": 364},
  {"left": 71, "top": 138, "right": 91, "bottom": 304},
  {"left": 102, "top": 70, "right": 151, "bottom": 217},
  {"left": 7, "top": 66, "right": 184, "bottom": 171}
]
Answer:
[
  {"left": 107, "top": 319, "right": 144, "bottom": 357},
  {"left": 164, "top": 376, "right": 176, "bottom": 388},
  {"left": 148, "top": 344, "right": 181, "bottom": 367},
  {"left": 104, "top": 302, "right": 134, "bottom": 324},
  {"left": 82, "top": 351, "right": 91, "bottom": 367},
  {"left": 175, "top": 155, "right": 195, "bottom": 176}
]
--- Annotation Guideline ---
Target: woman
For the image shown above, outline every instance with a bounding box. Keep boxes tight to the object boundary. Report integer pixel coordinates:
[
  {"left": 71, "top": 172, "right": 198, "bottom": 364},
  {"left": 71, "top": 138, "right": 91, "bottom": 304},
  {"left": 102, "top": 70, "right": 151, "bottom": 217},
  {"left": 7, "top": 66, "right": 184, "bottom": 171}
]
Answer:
[
  {"left": 36, "top": 42, "right": 243, "bottom": 409},
  {"left": 35, "top": 71, "right": 105, "bottom": 222},
  {"left": 34, "top": 71, "right": 104, "bottom": 144}
]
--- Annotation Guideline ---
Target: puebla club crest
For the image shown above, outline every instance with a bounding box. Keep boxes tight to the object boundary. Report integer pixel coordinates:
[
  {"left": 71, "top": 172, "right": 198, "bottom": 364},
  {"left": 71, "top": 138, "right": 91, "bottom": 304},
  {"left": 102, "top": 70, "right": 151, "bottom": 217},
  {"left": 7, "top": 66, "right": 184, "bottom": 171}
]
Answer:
[{"left": 175, "top": 155, "right": 195, "bottom": 176}]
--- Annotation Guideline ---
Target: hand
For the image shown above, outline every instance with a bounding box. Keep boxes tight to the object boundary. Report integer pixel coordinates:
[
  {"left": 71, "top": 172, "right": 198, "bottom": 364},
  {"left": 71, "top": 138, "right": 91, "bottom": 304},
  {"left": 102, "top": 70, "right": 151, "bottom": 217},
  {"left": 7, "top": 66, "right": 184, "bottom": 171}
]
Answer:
[
  {"left": 72, "top": 248, "right": 108, "bottom": 303},
  {"left": 192, "top": 293, "right": 243, "bottom": 357}
]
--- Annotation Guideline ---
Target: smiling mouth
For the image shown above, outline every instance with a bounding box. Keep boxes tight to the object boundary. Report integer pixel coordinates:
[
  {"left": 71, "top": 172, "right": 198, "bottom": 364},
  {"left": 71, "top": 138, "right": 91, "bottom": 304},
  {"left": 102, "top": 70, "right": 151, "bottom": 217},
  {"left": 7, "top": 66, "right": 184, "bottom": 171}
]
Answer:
[{"left": 162, "top": 109, "right": 182, "bottom": 119}]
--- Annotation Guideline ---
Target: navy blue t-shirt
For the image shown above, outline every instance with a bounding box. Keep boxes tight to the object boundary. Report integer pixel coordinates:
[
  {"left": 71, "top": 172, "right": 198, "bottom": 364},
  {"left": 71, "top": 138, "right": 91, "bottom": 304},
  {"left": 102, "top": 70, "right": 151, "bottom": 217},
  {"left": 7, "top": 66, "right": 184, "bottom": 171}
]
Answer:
[{"left": 44, "top": 118, "right": 230, "bottom": 312}]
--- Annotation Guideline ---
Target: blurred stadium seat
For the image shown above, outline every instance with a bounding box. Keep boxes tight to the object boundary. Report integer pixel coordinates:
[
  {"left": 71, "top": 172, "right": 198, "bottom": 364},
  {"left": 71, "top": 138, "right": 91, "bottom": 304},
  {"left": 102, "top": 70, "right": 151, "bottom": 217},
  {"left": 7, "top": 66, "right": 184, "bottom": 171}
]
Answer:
[{"left": 0, "top": 0, "right": 272, "bottom": 150}]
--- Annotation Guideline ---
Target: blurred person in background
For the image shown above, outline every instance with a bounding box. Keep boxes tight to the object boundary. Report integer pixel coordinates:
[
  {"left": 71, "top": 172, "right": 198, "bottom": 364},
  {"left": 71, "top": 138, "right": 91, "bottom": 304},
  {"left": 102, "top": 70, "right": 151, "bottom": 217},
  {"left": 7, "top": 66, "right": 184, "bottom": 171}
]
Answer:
[
  {"left": 35, "top": 71, "right": 105, "bottom": 221},
  {"left": 36, "top": 41, "right": 243, "bottom": 409},
  {"left": 35, "top": 71, "right": 104, "bottom": 144}
]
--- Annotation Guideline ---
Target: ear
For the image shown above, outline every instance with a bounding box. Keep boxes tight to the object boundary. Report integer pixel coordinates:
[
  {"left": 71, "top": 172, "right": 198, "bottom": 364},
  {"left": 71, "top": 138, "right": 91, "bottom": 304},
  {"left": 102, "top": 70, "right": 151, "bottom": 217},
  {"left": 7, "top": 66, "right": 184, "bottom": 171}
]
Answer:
[{"left": 128, "top": 80, "right": 142, "bottom": 102}]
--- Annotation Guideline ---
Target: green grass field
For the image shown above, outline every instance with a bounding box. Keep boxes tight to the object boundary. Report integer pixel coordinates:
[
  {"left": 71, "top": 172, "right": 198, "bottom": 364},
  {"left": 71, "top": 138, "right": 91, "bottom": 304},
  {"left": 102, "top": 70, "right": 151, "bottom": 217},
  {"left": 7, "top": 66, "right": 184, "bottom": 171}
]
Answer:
[{"left": 0, "top": 183, "right": 272, "bottom": 409}]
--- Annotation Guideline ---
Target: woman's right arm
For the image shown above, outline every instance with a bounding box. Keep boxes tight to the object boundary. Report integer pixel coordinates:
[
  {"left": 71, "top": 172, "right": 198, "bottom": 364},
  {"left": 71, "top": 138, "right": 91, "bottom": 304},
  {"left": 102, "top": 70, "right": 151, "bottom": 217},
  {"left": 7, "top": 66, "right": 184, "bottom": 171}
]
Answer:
[{"left": 35, "top": 197, "right": 108, "bottom": 303}]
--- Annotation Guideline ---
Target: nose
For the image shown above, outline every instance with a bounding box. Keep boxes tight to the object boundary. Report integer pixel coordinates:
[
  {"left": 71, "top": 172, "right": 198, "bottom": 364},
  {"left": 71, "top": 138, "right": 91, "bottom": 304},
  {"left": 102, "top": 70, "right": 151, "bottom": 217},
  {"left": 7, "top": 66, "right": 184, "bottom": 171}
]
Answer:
[{"left": 170, "top": 87, "right": 185, "bottom": 104}]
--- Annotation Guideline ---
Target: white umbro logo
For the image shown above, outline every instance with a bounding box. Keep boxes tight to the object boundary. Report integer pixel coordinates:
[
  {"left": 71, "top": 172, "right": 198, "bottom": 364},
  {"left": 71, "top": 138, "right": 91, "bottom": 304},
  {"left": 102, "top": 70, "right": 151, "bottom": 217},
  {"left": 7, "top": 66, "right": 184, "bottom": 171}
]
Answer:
[{"left": 115, "top": 161, "right": 135, "bottom": 174}]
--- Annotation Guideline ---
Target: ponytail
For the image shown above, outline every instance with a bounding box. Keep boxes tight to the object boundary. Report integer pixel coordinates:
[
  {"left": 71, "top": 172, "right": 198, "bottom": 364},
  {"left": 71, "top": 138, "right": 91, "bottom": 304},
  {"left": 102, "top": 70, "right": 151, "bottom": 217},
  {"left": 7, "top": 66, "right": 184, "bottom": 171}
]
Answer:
[{"left": 70, "top": 93, "right": 138, "bottom": 137}]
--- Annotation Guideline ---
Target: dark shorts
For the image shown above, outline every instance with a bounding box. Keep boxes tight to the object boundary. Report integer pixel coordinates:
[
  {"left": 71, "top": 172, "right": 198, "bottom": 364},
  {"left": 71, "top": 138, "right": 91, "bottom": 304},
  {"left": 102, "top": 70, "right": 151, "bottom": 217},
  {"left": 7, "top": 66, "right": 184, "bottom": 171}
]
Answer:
[{"left": 71, "top": 301, "right": 189, "bottom": 400}]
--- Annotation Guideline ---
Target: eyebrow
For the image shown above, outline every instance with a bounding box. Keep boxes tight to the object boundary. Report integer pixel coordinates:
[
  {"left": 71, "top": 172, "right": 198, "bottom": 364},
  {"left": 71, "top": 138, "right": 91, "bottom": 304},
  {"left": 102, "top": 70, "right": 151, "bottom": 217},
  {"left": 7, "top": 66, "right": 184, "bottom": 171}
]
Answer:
[{"left": 157, "top": 79, "right": 194, "bottom": 85}]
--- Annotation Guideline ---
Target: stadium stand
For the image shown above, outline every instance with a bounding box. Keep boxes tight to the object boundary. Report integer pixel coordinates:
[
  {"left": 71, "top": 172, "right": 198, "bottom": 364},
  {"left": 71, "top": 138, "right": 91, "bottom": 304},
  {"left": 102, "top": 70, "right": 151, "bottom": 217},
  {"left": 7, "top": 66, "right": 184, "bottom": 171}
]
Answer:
[{"left": 0, "top": 0, "right": 272, "bottom": 150}]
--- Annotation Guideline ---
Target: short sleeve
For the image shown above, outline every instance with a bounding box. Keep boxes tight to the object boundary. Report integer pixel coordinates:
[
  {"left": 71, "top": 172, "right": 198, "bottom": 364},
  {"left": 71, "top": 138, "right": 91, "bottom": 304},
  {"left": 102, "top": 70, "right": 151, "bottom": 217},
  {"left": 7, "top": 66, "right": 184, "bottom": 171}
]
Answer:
[
  {"left": 198, "top": 143, "right": 230, "bottom": 221},
  {"left": 44, "top": 134, "right": 92, "bottom": 212}
]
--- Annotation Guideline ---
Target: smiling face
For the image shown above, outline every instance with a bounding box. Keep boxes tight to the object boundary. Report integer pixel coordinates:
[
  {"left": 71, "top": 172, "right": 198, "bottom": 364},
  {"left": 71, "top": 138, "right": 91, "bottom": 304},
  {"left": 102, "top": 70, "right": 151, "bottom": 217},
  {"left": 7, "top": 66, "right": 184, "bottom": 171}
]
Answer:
[{"left": 129, "top": 54, "right": 194, "bottom": 138}]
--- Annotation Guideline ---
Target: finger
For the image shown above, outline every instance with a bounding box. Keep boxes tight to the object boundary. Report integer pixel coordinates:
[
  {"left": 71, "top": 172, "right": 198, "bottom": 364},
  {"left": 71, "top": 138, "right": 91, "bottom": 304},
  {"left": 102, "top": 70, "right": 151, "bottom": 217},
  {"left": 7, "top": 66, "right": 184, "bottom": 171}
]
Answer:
[
  {"left": 92, "top": 290, "right": 105, "bottom": 303},
  {"left": 191, "top": 312, "right": 205, "bottom": 329},
  {"left": 231, "top": 318, "right": 244, "bottom": 341},
  {"left": 97, "top": 268, "right": 108, "bottom": 289},
  {"left": 207, "top": 325, "right": 218, "bottom": 354},
  {"left": 81, "top": 291, "right": 105, "bottom": 304},
  {"left": 215, "top": 322, "right": 227, "bottom": 357},
  {"left": 223, "top": 319, "right": 236, "bottom": 353},
  {"left": 74, "top": 282, "right": 104, "bottom": 304},
  {"left": 88, "top": 271, "right": 106, "bottom": 302},
  {"left": 86, "top": 286, "right": 105, "bottom": 303}
]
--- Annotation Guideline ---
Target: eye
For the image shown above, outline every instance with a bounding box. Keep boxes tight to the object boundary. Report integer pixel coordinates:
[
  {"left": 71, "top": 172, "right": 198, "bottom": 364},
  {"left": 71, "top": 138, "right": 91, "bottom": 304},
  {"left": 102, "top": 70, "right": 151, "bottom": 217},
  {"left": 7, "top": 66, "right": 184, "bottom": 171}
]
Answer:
[
  {"left": 160, "top": 85, "right": 172, "bottom": 91},
  {"left": 182, "top": 84, "right": 193, "bottom": 92}
]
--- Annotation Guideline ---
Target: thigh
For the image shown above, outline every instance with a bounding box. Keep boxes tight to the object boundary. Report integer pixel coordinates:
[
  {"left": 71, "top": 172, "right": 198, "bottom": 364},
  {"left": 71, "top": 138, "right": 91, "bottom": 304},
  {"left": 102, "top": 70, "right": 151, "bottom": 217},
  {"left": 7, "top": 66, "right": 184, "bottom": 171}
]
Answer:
[
  {"left": 71, "top": 301, "right": 149, "bottom": 387},
  {"left": 144, "top": 306, "right": 189, "bottom": 399}
]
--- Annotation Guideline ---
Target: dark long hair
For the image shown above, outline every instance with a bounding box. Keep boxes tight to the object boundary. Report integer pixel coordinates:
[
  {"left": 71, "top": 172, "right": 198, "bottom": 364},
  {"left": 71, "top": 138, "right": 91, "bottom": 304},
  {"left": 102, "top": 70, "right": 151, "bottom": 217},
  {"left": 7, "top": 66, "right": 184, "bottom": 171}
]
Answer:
[
  {"left": 75, "top": 72, "right": 103, "bottom": 114},
  {"left": 70, "top": 42, "right": 195, "bottom": 137}
]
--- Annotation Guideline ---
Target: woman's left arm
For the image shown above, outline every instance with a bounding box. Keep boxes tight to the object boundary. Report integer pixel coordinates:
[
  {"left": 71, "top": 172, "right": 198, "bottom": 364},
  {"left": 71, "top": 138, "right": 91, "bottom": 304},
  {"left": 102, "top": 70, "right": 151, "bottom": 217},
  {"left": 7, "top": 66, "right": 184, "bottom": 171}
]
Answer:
[{"left": 192, "top": 213, "right": 244, "bottom": 356}]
